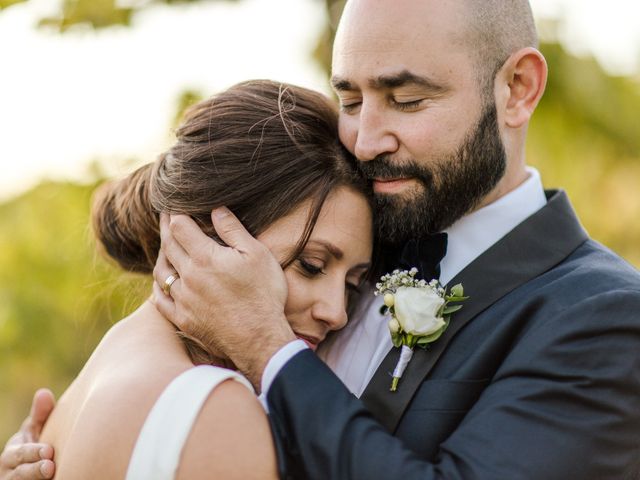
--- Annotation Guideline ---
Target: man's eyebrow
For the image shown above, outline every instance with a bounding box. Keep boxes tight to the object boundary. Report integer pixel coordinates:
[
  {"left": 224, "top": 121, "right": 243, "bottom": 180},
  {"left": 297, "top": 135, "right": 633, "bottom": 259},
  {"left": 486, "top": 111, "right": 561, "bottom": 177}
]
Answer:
[
  {"left": 330, "top": 76, "right": 354, "bottom": 92},
  {"left": 331, "top": 71, "right": 446, "bottom": 94},
  {"left": 370, "top": 70, "right": 446, "bottom": 92}
]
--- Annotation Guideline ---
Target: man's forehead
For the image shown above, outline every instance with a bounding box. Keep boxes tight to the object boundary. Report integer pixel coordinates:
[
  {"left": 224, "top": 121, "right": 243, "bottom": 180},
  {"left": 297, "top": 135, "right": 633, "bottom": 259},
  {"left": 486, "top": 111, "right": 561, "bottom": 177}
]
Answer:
[
  {"left": 331, "top": 41, "right": 471, "bottom": 93},
  {"left": 333, "top": 1, "right": 471, "bottom": 75},
  {"left": 341, "top": 0, "right": 468, "bottom": 27}
]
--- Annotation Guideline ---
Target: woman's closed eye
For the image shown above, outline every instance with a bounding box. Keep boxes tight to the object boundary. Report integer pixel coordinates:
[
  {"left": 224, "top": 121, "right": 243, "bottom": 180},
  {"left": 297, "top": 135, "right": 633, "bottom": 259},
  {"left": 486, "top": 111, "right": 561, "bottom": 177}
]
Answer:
[{"left": 298, "top": 258, "right": 326, "bottom": 277}]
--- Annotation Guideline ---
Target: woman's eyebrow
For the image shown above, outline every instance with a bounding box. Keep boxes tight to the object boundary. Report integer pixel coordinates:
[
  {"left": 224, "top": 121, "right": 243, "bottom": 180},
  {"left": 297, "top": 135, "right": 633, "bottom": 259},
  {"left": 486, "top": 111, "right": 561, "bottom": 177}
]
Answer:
[
  {"left": 306, "top": 239, "right": 344, "bottom": 259},
  {"left": 305, "top": 240, "right": 372, "bottom": 270}
]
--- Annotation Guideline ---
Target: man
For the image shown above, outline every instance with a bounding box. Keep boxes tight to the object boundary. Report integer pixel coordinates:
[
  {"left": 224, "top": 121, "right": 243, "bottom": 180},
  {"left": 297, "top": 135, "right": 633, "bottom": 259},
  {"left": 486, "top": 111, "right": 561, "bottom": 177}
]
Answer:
[{"left": 4, "top": 1, "right": 640, "bottom": 479}]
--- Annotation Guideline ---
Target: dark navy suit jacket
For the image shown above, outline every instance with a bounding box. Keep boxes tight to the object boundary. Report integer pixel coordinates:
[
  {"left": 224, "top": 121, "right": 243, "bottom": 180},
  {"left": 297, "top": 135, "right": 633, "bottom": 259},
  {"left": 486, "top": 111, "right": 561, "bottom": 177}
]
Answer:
[{"left": 267, "top": 191, "right": 640, "bottom": 479}]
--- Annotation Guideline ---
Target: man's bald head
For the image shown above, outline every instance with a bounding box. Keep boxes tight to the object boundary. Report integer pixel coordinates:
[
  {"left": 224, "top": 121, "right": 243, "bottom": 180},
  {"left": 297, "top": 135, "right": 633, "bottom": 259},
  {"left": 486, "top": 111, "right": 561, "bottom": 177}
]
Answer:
[{"left": 461, "top": 0, "right": 539, "bottom": 94}]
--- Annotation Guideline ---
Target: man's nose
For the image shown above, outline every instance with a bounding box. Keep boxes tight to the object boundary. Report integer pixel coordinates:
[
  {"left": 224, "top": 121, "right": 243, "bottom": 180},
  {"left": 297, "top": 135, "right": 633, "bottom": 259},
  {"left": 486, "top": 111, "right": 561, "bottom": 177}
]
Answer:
[{"left": 354, "top": 103, "right": 399, "bottom": 161}]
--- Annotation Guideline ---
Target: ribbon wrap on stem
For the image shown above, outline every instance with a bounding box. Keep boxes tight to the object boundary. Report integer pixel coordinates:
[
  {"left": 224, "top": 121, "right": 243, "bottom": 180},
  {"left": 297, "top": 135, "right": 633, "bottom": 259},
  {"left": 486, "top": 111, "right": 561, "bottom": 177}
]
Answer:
[{"left": 390, "top": 344, "right": 414, "bottom": 391}]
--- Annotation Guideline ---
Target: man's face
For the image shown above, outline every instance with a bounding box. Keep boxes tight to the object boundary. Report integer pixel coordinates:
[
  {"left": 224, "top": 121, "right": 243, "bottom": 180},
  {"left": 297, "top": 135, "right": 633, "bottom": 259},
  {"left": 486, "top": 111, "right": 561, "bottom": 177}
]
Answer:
[{"left": 332, "top": 0, "right": 506, "bottom": 243}]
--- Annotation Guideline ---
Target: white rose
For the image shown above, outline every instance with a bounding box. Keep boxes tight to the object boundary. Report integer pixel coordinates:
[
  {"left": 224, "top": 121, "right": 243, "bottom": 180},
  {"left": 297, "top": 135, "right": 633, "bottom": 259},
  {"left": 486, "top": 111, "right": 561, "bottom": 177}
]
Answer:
[{"left": 394, "top": 286, "right": 445, "bottom": 336}]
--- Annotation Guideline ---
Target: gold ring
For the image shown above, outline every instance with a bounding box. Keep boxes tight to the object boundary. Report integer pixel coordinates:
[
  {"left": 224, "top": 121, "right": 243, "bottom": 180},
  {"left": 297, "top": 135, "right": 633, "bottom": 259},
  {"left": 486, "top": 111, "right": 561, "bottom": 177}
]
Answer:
[{"left": 162, "top": 273, "right": 179, "bottom": 297}]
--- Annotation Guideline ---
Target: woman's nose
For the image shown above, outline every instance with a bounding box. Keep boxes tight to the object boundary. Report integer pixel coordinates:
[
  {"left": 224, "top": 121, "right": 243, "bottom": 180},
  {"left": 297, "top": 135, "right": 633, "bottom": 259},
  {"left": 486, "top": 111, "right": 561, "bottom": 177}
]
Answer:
[{"left": 311, "top": 286, "right": 348, "bottom": 331}]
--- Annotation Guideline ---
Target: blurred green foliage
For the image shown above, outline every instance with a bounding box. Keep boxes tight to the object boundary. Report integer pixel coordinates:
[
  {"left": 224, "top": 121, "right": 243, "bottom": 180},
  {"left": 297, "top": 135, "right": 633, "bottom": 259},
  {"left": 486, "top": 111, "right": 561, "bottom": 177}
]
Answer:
[
  {"left": 1, "top": 0, "right": 639, "bottom": 444},
  {"left": 528, "top": 43, "right": 640, "bottom": 266},
  {"left": 0, "top": 0, "right": 24, "bottom": 9},
  {"left": 0, "top": 0, "right": 239, "bottom": 31},
  {"left": 0, "top": 181, "right": 150, "bottom": 441},
  {"left": 172, "top": 89, "right": 205, "bottom": 128}
]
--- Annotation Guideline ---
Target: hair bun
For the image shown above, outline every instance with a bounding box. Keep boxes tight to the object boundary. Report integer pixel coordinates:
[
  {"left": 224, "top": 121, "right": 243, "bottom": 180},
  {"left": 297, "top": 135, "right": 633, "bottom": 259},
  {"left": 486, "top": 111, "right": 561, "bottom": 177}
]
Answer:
[{"left": 91, "top": 163, "right": 160, "bottom": 274}]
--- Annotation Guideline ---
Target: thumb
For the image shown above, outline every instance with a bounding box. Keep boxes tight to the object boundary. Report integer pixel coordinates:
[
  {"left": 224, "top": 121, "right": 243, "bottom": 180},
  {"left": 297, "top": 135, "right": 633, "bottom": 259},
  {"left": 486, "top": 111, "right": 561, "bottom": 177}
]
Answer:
[
  {"left": 211, "top": 207, "right": 255, "bottom": 251},
  {"left": 26, "top": 389, "right": 56, "bottom": 440}
]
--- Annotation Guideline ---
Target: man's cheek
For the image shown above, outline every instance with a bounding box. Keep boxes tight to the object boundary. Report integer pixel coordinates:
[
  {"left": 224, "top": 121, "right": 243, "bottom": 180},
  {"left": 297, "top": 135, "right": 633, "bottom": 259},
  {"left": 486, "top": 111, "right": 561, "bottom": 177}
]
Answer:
[{"left": 338, "top": 119, "right": 358, "bottom": 152}]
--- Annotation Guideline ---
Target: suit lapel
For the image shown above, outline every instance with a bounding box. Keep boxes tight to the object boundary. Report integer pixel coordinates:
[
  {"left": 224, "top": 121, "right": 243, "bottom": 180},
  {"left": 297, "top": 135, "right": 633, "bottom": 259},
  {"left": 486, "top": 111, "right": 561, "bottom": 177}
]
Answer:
[{"left": 360, "top": 190, "right": 588, "bottom": 433}]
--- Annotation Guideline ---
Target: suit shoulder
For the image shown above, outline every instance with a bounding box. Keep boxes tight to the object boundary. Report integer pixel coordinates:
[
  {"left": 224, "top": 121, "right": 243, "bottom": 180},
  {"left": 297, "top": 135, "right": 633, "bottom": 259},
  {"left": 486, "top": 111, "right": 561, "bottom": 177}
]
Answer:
[{"left": 548, "top": 239, "right": 640, "bottom": 292}]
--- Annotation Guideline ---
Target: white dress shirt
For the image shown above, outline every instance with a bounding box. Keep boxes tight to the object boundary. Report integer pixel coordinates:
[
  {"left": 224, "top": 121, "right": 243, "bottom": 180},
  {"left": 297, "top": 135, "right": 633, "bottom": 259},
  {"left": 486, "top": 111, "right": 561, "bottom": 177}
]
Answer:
[{"left": 259, "top": 167, "right": 547, "bottom": 406}]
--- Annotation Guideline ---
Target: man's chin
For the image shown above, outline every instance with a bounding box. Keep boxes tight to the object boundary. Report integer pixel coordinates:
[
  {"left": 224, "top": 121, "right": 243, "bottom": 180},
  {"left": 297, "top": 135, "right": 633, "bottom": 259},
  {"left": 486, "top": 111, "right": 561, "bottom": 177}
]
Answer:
[{"left": 374, "top": 195, "right": 430, "bottom": 244}]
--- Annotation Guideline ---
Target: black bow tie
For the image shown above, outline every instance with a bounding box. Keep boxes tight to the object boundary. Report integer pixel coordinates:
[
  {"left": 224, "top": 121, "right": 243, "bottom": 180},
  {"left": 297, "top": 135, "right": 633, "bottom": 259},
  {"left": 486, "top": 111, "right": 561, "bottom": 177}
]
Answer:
[{"left": 381, "top": 233, "right": 448, "bottom": 281}]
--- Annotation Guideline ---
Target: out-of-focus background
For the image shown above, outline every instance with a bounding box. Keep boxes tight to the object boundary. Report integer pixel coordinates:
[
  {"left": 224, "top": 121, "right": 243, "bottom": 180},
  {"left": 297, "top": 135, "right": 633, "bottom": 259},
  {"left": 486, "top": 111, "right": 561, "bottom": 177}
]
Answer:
[{"left": 1, "top": 0, "right": 639, "bottom": 441}]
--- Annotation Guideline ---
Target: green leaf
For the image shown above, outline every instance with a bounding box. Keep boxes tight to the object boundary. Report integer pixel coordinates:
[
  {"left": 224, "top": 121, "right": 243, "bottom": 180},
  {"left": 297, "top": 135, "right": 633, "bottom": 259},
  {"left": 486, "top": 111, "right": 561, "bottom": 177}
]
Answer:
[
  {"left": 445, "top": 295, "right": 469, "bottom": 302},
  {"left": 416, "top": 323, "right": 449, "bottom": 345},
  {"left": 442, "top": 305, "right": 463, "bottom": 315},
  {"left": 392, "top": 335, "right": 403, "bottom": 348},
  {"left": 417, "top": 330, "right": 443, "bottom": 344}
]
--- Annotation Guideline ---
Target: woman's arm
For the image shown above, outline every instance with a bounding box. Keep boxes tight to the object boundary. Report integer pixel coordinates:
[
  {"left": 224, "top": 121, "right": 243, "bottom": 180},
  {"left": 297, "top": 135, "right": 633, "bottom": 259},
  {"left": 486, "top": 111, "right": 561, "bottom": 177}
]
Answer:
[{"left": 177, "top": 380, "right": 278, "bottom": 480}]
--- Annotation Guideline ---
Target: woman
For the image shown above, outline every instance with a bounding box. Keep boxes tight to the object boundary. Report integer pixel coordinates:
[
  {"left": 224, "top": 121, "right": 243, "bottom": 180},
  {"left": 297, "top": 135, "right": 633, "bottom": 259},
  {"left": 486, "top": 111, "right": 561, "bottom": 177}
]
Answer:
[{"left": 3, "top": 80, "right": 373, "bottom": 479}]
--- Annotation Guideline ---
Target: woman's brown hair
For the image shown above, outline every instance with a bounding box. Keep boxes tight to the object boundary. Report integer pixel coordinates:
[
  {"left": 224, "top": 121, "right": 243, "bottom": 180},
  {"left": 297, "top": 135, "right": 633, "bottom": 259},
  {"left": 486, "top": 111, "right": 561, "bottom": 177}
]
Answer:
[{"left": 91, "top": 79, "right": 370, "bottom": 362}]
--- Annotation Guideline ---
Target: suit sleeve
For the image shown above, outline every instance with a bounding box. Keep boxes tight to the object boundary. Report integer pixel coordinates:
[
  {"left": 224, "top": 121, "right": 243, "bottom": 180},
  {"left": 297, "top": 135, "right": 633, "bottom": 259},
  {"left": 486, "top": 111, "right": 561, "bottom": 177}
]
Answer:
[{"left": 266, "top": 290, "right": 640, "bottom": 480}]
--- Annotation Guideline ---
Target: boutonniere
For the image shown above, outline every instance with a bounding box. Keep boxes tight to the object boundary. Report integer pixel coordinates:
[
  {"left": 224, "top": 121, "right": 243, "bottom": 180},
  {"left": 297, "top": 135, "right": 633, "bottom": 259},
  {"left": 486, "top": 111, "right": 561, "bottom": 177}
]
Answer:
[{"left": 375, "top": 268, "right": 468, "bottom": 392}]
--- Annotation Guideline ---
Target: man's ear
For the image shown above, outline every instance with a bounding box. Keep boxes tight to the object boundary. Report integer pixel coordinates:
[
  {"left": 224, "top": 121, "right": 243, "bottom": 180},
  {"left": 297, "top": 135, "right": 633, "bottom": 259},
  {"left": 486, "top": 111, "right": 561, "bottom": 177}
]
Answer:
[{"left": 500, "top": 47, "right": 547, "bottom": 128}]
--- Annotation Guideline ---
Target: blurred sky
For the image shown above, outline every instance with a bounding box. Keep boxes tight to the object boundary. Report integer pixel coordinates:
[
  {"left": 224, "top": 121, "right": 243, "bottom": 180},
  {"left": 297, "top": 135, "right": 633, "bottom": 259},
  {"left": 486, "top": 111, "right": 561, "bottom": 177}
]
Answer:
[{"left": 1, "top": 0, "right": 639, "bottom": 201}]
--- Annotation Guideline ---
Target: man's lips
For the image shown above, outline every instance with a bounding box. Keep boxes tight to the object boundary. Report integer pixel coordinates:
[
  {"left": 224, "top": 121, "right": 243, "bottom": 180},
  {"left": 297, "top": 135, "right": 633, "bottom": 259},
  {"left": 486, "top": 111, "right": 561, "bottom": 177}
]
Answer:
[
  {"left": 295, "top": 333, "right": 321, "bottom": 351},
  {"left": 372, "top": 177, "right": 414, "bottom": 193}
]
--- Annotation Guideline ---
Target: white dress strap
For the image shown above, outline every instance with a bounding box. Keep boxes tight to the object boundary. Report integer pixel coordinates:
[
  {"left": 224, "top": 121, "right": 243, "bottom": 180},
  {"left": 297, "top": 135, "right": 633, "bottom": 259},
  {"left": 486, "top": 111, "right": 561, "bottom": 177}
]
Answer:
[{"left": 125, "top": 365, "right": 254, "bottom": 480}]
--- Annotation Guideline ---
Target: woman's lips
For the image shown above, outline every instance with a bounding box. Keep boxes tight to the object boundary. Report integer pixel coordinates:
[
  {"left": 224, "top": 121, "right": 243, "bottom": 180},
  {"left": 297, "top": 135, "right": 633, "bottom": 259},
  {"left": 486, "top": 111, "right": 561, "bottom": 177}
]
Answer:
[
  {"left": 372, "top": 177, "right": 414, "bottom": 194},
  {"left": 296, "top": 334, "right": 320, "bottom": 351}
]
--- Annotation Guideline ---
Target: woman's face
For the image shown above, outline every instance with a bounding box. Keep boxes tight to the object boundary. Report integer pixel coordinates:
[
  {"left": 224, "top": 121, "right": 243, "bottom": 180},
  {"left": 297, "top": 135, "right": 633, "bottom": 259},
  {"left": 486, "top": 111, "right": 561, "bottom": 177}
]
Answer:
[{"left": 257, "top": 187, "right": 373, "bottom": 350}]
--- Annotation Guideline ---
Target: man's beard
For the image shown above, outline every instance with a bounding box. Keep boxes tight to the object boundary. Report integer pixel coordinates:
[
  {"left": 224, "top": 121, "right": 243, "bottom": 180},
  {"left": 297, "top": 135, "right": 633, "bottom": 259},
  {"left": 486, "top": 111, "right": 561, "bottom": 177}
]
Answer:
[{"left": 357, "top": 101, "right": 506, "bottom": 245}]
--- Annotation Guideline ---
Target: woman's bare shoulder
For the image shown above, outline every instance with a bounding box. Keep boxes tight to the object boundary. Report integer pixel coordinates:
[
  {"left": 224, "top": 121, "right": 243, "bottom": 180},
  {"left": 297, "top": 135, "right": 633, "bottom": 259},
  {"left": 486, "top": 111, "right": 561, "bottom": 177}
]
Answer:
[
  {"left": 177, "top": 378, "right": 278, "bottom": 480},
  {"left": 48, "top": 335, "right": 192, "bottom": 479}
]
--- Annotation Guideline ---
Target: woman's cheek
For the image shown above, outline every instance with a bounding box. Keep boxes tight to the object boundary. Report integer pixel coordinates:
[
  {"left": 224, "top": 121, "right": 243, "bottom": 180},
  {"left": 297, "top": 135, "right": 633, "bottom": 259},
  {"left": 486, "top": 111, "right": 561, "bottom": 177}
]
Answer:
[{"left": 283, "top": 270, "right": 302, "bottom": 317}]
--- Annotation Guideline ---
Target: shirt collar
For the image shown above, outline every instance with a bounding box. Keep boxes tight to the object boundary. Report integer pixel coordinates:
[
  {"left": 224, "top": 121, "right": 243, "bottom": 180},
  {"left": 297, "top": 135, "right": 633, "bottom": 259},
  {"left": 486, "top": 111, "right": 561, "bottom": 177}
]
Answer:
[{"left": 439, "top": 166, "right": 547, "bottom": 285}]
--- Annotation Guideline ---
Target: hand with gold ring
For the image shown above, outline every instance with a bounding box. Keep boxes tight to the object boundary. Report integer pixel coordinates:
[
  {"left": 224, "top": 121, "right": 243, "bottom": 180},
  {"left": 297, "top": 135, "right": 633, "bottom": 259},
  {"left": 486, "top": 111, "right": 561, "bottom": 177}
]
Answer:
[
  {"left": 152, "top": 210, "right": 292, "bottom": 389},
  {"left": 162, "top": 273, "right": 179, "bottom": 297}
]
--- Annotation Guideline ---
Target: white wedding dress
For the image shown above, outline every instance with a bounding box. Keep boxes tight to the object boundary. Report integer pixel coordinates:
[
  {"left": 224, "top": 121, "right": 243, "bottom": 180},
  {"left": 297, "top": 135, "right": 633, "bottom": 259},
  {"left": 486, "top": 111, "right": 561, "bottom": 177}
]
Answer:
[{"left": 125, "top": 365, "right": 254, "bottom": 480}]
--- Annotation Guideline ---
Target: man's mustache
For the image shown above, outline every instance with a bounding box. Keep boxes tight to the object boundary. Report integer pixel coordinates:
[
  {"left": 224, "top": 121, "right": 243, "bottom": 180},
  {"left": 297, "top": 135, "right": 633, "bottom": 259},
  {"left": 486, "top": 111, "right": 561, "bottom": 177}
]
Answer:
[{"left": 357, "top": 155, "right": 431, "bottom": 183}]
